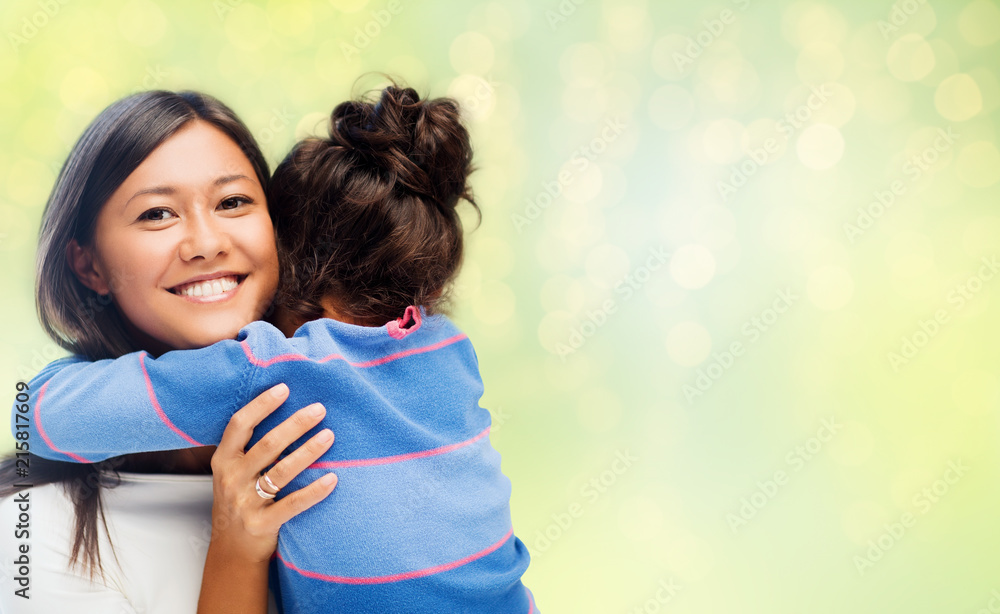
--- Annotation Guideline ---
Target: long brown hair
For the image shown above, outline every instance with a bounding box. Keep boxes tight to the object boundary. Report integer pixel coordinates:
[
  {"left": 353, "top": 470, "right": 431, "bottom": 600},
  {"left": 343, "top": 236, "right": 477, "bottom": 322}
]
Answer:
[
  {"left": 268, "top": 84, "right": 478, "bottom": 326},
  {"left": 1, "top": 90, "right": 269, "bottom": 579}
]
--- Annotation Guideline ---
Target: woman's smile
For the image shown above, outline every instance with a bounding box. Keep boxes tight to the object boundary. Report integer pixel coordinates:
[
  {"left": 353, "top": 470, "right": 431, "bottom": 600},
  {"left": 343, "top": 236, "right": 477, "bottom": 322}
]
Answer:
[{"left": 169, "top": 272, "right": 247, "bottom": 302}]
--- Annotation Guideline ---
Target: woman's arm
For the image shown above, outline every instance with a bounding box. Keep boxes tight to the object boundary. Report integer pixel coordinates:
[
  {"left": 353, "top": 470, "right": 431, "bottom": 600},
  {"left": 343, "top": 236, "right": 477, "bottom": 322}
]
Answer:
[
  {"left": 198, "top": 383, "right": 338, "bottom": 614},
  {"left": 17, "top": 339, "right": 254, "bottom": 462}
]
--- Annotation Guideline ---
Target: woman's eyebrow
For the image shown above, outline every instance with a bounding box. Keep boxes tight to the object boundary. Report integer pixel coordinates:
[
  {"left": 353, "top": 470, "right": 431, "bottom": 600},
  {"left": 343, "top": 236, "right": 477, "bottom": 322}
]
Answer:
[
  {"left": 213, "top": 173, "right": 252, "bottom": 186},
  {"left": 123, "top": 175, "right": 254, "bottom": 211},
  {"left": 124, "top": 185, "right": 175, "bottom": 211}
]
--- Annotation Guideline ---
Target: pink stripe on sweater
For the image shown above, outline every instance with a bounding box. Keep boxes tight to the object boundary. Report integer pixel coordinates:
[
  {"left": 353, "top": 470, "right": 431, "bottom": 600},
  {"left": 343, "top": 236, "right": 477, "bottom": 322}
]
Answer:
[
  {"left": 240, "top": 333, "right": 469, "bottom": 369},
  {"left": 139, "top": 353, "right": 203, "bottom": 447},
  {"left": 33, "top": 381, "right": 90, "bottom": 464},
  {"left": 276, "top": 527, "right": 514, "bottom": 584},
  {"left": 309, "top": 426, "right": 490, "bottom": 470}
]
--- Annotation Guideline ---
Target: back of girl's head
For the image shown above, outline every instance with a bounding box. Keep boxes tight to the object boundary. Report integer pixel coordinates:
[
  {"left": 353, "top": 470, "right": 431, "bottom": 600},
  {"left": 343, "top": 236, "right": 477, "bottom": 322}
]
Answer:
[
  {"left": 268, "top": 84, "right": 477, "bottom": 326},
  {"left": 38, "top": 90, "right": 268, "bottom": 360}
]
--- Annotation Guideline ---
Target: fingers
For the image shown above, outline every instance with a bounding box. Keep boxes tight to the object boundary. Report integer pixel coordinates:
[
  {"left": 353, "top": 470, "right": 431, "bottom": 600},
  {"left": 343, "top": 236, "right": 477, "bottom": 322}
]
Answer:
[
  {"left": 217, "top": 383, "right": 290, "bottom": 460},
  {"left": 265, "top": 473, "right": 338, "bottom": 527},
  {"left": 262, "top": 428, "right": 335, "bottom": 492},
  {"left": 243, "top": 402, "right": 327, "bottom": 474}
]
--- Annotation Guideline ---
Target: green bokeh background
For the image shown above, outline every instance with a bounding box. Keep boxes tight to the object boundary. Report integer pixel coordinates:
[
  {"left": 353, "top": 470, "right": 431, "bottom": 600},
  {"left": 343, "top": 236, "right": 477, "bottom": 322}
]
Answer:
[{"left": 2, "top": 0, "right": 999, "bottom": 611}]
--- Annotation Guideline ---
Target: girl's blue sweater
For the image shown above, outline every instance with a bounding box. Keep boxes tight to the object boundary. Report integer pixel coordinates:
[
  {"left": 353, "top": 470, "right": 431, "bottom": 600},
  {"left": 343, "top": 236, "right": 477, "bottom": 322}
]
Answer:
[{"left": 16, "top": 309, "right": 536, "bottom": 613}]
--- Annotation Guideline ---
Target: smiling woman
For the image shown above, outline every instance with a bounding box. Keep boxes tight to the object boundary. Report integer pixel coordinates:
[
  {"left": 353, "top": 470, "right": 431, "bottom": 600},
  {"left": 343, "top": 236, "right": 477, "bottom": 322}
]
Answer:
[
  {"left": 65, "top": 120, "right": 279, "bottom": 354},
  {"left": 0, "top": 90, "right": 336, "bottom": 614}
]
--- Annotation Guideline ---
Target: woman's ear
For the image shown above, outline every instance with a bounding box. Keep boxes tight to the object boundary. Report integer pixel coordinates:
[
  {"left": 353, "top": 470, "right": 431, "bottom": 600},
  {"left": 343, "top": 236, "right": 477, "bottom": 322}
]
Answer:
[{"left": 66, "top": 239, "right": 111, "bottom": 296}]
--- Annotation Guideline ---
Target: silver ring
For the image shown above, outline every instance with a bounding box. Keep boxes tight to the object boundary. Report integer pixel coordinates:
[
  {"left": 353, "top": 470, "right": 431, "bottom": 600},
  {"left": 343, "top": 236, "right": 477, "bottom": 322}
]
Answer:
[
  {"left": 263, "top": 473, "right": 279, "bottom": 493},
  {"left": 255, "top": 476, "right": 276, "bottom": 500}
]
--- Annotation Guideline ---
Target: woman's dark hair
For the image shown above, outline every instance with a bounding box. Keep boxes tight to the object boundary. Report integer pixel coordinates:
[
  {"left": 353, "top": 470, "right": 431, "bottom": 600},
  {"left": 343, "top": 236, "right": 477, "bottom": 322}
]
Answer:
[
  {"left": 269, "top": 84, "right": 478, "bottom": 326},
  {"left": 0, "top": 90, "right": 269, "bottom": 579}
]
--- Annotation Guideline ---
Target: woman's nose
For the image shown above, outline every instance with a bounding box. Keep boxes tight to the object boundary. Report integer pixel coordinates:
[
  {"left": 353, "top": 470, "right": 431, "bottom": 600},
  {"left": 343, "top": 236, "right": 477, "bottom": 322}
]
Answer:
[{"left": 178, "top": 213, "right": 232, "bottom": 262}]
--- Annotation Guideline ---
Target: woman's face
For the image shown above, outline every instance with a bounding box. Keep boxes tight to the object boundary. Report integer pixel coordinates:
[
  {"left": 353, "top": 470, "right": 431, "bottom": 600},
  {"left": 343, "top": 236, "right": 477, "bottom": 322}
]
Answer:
[{"left": 73, "top": 120, "right": 279, "bottom": 352}]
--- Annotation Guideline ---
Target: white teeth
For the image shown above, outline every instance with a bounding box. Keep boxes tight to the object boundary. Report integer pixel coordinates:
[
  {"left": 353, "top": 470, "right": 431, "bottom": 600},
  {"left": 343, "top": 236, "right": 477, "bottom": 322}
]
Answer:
[{"left": 177, "top": 276, "right": 240, "bottom": 298}]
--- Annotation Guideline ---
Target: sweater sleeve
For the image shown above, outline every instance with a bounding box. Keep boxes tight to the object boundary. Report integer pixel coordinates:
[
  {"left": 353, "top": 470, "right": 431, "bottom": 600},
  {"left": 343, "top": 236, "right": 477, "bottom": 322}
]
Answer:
[{"left": 14, "top": 340, "right": 253, "bottom": 463}]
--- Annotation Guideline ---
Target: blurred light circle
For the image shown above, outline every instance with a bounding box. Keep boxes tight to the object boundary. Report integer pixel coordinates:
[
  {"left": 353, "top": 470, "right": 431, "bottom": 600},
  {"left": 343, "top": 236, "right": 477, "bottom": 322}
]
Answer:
[
  {"left": 859, "top": 77, "right": 911, "bottom": 123},
  {"left": 223, "top": 3, "right": 271, "bottom": 51},
  {"left": 670, "top": 245, "right": 716, "bottom": 289},
  {"left": 59, "top": 66, "right": 108, "bottom": 117},
  {"left": 886, "top": 34, "right": 936, "bottom": 82},
  {"left": 806, "top": 265, "right": 854, "bottom": 310},
  {"left": 796, "top": 124, "right": 845, "bottom": 170},
  {"left": 665, "top": 321, "right": 712, "bottom": 367},
  {"left": 956, "top": 141, "right": 1000, "bottom": 188},
  {"left": 796, "top": 42, "right": 845, "bottom": 83},
  {"left": 782, "top": 3, "right": 848, "bottom": 48},
  {"left": 808, "top": 83, "right": 856, "bottom": 127},
  {"left": 562, "top": 161, "right": 604, "bottom": 204},
  {"left": 559, "top": 43, "right": 608, "bottom": 87},
  {"left": 697, "top": 57, "right": 761, "bottom": 106},
  {"left": 118, "top": 0, "right": 168, "bottom": 47},
  {"left": 934, "top": 74, "right": 982, "bottom": 122},
  {"left": 958, "top": 0, "right": 1000, "bottom": 46},
  {"left": 537, "top": 310, "right": 576, "bottom": 354},
  {"left": 450, "top": 31, "right": 495, "bottom": 76},
  {"left": 448, "top": 74, "right": 497, "bottom": 122},
  {"left": 650, "top": 34, "right": 692, "bottom": 81}
]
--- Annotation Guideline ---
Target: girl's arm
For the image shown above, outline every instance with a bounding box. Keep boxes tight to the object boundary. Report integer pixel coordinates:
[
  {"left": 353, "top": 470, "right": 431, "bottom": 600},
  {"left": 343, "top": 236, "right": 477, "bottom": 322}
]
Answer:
[
  {"left": 198, "top": 384, "right": 338, "bottom": 614},
  {"left": 17, "top": 339, "right": 253, "bottom": 463}
]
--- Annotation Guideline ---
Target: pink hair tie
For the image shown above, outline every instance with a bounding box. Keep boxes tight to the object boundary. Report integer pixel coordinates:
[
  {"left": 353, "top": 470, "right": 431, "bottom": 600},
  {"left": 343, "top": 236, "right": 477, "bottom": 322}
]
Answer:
[{"left": 386, "top": 305, "right": 422, "bottom": 339}]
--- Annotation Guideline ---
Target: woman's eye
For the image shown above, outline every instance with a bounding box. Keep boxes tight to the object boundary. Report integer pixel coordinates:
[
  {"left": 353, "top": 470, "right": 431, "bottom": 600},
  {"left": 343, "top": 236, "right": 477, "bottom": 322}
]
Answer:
[
  {"left": 138, "top": 208, "right": 175, "bottom": 222},
  {"left": 219, "top": 196, "right": 252, "bottom": 210}
]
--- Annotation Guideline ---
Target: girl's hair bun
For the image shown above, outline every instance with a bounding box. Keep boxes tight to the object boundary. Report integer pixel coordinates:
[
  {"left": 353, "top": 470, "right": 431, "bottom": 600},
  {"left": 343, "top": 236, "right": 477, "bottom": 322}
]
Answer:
[
  {"left": 268, "top": 83, "right": 478, "bottom": 326},
  {"left": 328, "top": 85, "right": 472, "bottom": 211}
]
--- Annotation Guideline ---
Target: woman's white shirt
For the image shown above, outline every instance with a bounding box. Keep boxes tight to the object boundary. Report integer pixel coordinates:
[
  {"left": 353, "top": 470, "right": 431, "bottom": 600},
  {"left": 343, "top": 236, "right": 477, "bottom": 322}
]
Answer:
[{"left": 0, "top": 471, "right": 278, "bottom": 614}]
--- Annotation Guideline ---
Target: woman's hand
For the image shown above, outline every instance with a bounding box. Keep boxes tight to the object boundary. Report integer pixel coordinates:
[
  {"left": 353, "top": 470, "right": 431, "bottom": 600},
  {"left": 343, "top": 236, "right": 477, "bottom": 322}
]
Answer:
[{"left": 198, "top": 383, "right": 337, "bottom": 614}]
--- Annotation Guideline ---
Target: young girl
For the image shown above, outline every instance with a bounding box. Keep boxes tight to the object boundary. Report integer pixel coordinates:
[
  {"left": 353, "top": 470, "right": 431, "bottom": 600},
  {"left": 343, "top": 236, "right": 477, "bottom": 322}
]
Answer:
[{"left": 19, "top": 86, "right": 537, "bottom": 613}]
